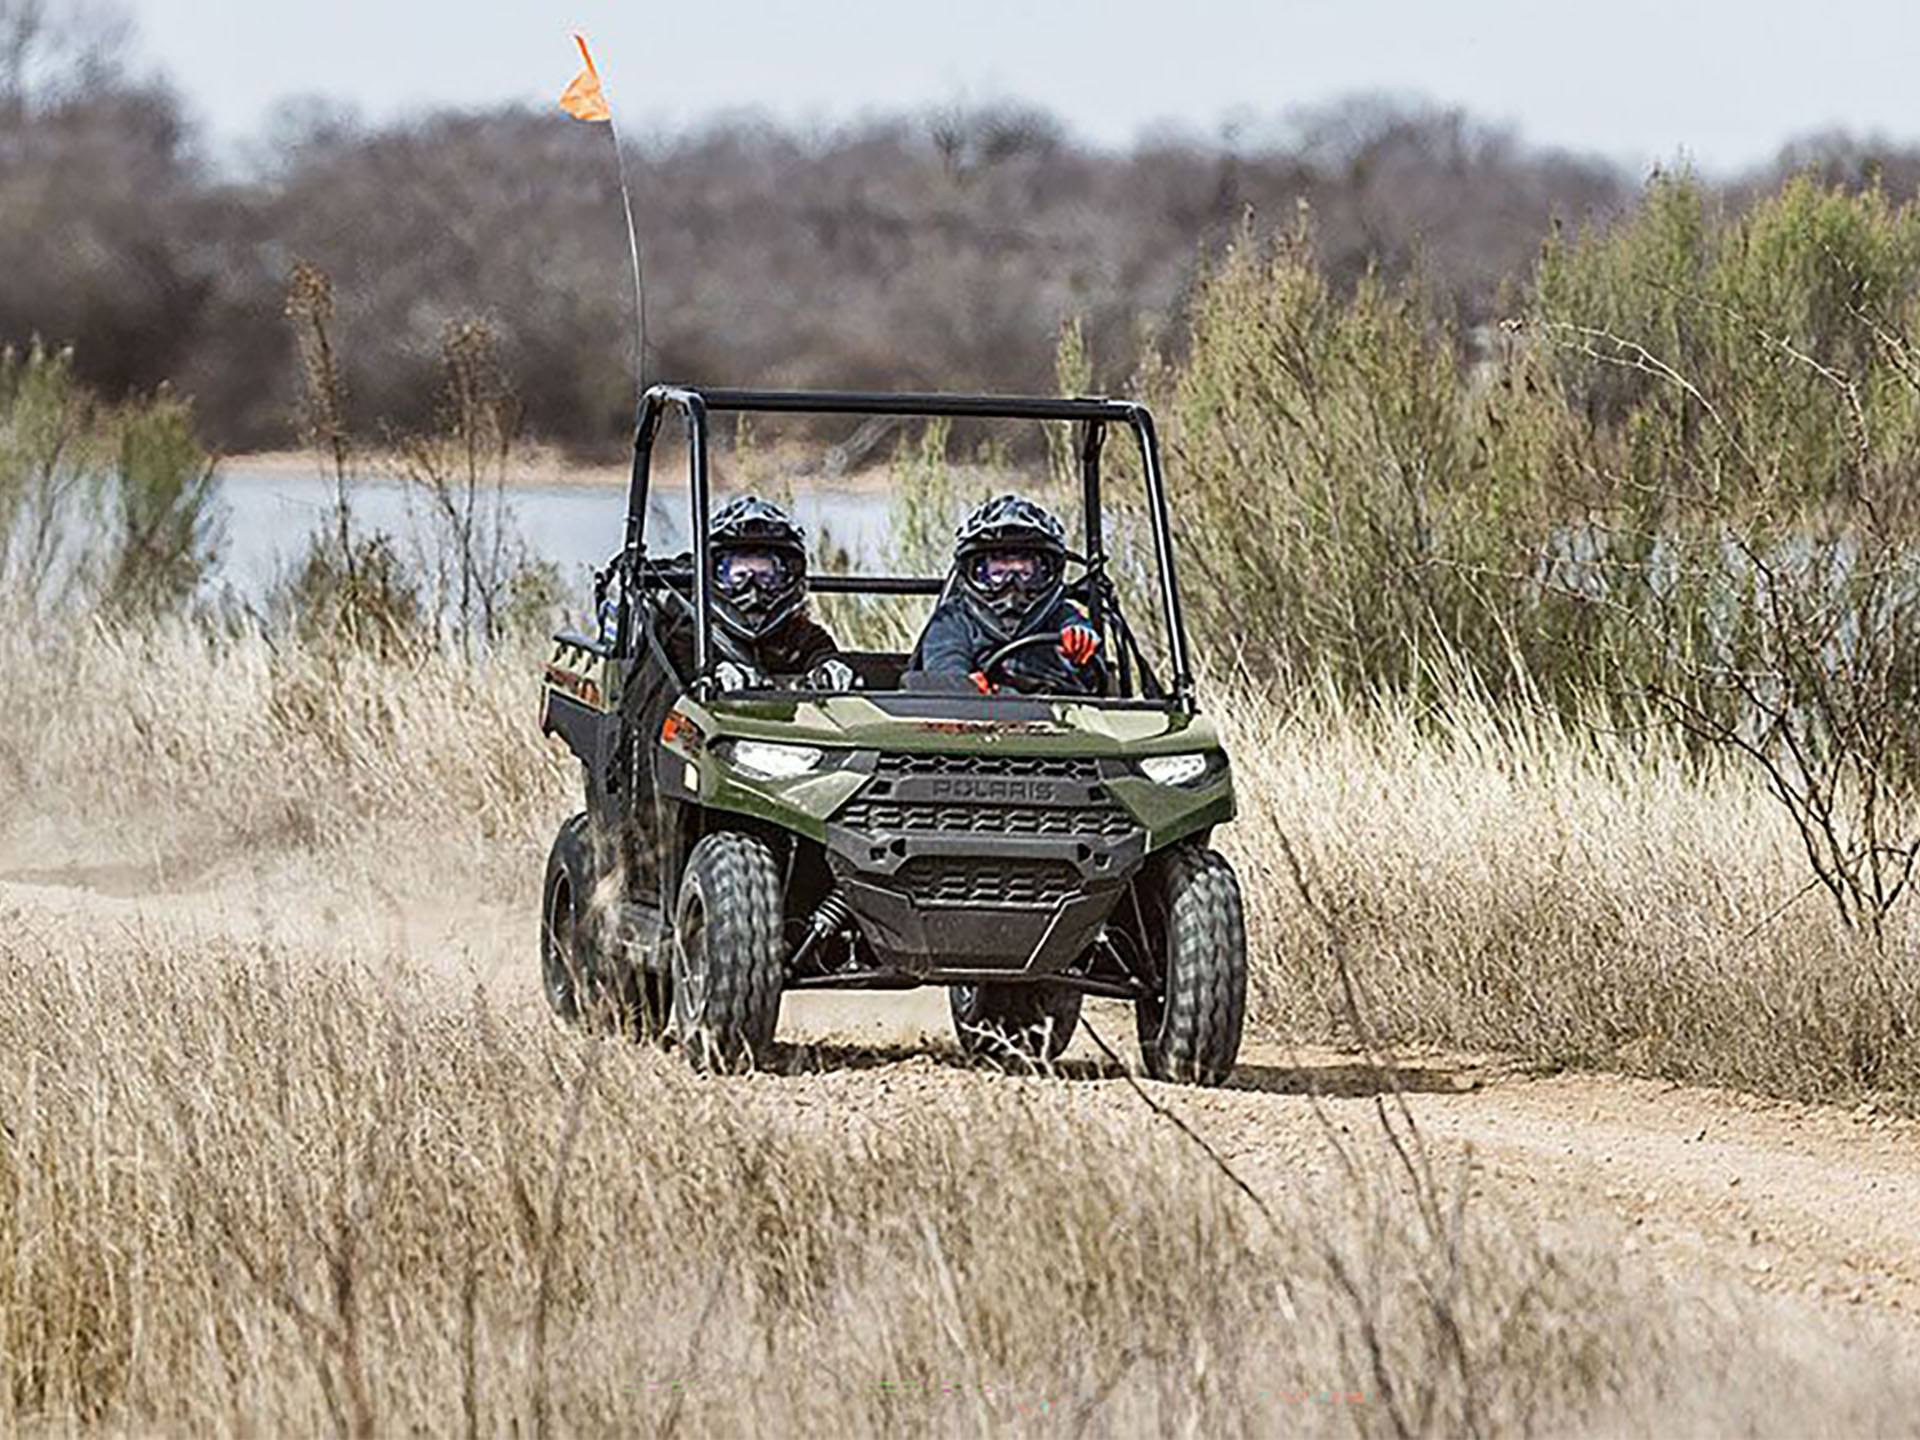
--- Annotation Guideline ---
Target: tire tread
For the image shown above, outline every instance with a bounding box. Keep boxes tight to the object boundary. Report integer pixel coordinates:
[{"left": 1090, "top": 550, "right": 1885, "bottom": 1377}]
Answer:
[
  {"left": 675, "top": 832, "right": 785, "bottom": 1069},
  {"left": 1142, "top": 847, "right": 1247, "bottom": 1085}
]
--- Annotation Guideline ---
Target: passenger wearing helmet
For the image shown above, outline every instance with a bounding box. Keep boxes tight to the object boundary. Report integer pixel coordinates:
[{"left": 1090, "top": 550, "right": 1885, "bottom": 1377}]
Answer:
[
  {"left": 911, "top": 494, "right": 1105, "bottom": 696},
  {"left": 609, "top": 495, "right": 848, "bottom": 909},
  {"left": 662, "top": 496, "right": 852, "bottom": 691}
]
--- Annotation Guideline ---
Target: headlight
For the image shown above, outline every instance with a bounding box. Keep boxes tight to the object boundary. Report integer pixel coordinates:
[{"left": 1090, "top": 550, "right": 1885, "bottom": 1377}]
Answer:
[
  {"left": 727, "top": 741, "right": 825, "bottom": 780},
  {"left": 1138, "top": 752, "right": 1210, "bottom": 787}
]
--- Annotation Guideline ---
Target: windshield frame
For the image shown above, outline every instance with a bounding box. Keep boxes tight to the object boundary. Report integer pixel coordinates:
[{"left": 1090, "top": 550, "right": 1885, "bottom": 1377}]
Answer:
[{"left": 622, "top": 386, "right": 1196, "bottom": 712}]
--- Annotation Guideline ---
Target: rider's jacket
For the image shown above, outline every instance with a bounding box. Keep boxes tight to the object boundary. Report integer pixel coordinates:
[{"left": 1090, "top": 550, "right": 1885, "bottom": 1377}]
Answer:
[
  {"left": 911, "top": 590, "right": 1106, "bottom": 696},
  {"left": 691, "top": 613, "right": 840, "bottom": 681}
]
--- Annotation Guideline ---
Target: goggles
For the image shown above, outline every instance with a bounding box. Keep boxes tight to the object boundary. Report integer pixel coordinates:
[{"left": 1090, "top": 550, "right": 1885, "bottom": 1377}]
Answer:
[
  {"left": 714, "top": 548, "right": 799, "bottom": 596},
  {"left": 968, "top": 549, "right": 1058, "bottom": 593}
]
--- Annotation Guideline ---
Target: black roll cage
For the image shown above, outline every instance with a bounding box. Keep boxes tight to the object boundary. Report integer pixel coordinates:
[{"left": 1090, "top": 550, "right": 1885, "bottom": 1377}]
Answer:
[{"left": 619, "top": 385, "right": 1196, "bottom": 710}]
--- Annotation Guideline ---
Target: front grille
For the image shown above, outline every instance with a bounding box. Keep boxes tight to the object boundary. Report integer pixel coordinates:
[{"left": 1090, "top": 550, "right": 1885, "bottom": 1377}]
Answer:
[
  {"left": 834, "top": 754, "right": 1139, "bottom": 910},
  {"left": 838, "top": 751, "right": 1133, "bottom": 842},
  {"left": 896, "top": 858, "right": 1081, "bottom": 909},
  {"left": 838, "top": 798, "right": 1136, "bottom": 839}
]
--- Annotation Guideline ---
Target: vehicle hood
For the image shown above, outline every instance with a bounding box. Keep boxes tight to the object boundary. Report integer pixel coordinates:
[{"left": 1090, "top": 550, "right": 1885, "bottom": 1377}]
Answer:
[{"left": 686, "top": 691, "right": 1222, "bottom": 757}]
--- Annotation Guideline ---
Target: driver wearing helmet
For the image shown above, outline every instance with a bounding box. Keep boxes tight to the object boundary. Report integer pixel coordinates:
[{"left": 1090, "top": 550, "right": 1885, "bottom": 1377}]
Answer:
[
  {"left": 911, "top": 495, "right": 1105, "bottom": 696},
  {"left": 671, "top": 495, "right": 852, "bottom": 691}
]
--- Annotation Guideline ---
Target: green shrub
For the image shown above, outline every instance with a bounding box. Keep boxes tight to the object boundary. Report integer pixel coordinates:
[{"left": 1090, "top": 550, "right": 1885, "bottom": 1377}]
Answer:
[
  {"left": 1529, "top": 173, "right": 1920, "bottom": 513},
  {"left": 274, "top": 531, "right": 425, "bottom": 657},
  {"left": 0, "top": 342, "right": 94, "bottom": 610},
  {"left": 1155, "top": 178, "right": 1920, "bottom": 695},
  {"left": 1159, "top": 214, "right": 1510, "bottom": 692},
  {"left": 102, "top": 388, "right": 221, "bottom": 619},
  {"left": 1, "top": 343, "right": 219, "bottom": 620}
]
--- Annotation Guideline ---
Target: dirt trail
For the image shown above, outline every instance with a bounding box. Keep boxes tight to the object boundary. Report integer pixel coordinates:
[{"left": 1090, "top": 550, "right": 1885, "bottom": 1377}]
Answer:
[
  {"left": 8, "top": 858, "right": 1920, "bottom": 1345},
  {"left": 784, "top": 992, "right": 1920, "bottom": 1338}
]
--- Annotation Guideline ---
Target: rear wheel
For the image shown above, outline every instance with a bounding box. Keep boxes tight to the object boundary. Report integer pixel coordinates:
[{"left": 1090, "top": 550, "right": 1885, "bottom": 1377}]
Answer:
[
  {"left": 671, "top": 832, "right": 785, "bottom": 1071},
  {"left": 1135, "top": 846, "right": 1247, "bottom": 1085},
  {"left": 950, "top": 982, "right": 1083, "bottom": 1066},
  {"left": 541, "top": 814, "right": 608, "bottom": 1024},
  {"left": 541, "top": 813, "right": 670, "bottom": 1040}
]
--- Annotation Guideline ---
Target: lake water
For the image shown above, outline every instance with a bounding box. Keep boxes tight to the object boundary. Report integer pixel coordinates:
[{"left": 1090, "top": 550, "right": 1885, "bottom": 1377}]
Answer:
[{"left": 216, "top": 468, "right": 897, "bottom": 603}]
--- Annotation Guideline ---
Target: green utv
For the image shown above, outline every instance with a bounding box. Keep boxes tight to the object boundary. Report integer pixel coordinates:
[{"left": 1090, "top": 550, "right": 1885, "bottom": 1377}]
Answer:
[{"left": 538, "top": 388, "right": 1246, "bottom": 1083}]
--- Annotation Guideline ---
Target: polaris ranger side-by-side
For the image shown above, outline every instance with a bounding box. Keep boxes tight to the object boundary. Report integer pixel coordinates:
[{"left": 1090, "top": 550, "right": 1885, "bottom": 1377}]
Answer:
[{"left": 539, "top": 387, "right": 1247, "bottom": 1083}]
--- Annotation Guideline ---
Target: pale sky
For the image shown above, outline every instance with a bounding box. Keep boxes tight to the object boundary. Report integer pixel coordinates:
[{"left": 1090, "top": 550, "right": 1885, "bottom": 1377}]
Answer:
[{"left": 129, "top": 0, "right": 1920, "bottom": 172}]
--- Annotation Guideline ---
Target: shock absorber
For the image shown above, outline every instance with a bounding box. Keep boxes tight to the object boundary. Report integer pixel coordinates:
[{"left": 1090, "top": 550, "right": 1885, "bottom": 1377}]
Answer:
[
  {"left": 787, "top": 887, "right": 853, "bottom": 974},
  {"left": 810, "top": 888, "right": 853, "bottom": 937}
]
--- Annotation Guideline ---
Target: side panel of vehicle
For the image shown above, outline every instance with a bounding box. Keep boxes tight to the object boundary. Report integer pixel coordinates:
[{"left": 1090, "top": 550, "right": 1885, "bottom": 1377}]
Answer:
[
  {"left": 1105, "top": 771, "right": 1236, "bottom": 853},
  {"left": 542, "top": 634, "right": 635, "bottom": 836}
]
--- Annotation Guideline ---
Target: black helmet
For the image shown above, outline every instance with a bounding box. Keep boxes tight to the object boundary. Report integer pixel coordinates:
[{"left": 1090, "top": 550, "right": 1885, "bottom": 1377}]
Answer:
[
  {"left": 709, "top": 495, "right": 808, "bottom": 642},
  {"left": 953, "top": 494, "right": 1068, "bottom": 643}
]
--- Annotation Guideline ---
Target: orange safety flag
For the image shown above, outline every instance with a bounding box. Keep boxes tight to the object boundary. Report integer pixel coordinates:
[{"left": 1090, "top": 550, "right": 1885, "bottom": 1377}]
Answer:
[{"left": 560, "top": 35, "right": 612, "bottom": 123}]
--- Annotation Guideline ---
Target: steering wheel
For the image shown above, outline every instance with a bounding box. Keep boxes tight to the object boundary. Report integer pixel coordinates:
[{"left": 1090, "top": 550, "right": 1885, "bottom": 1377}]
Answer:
[{"left": 979, "top": 632, "right": 1064, "bottom": 681}]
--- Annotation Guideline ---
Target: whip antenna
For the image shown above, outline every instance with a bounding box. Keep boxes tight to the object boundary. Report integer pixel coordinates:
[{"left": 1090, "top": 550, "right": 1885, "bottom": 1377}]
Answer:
[{"left": 561, "top": 34, "right": 648, "bottom": 395}]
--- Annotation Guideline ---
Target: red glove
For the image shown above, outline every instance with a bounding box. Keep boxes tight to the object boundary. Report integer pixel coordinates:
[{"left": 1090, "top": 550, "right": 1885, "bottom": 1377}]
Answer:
[
  {"left": 969, "top": 670, "right": 996, "bottom": 695},
  {"left": 1059, "top": 622, "right": 1101, "bottom": 667}
]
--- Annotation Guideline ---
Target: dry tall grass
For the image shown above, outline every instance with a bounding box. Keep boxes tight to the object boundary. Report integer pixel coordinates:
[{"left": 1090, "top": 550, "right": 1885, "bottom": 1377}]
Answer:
[
  {"left": 1216, "top": 680, "right": 1920, "bottom": 1108},
  {"left": 6, "top": 626, "right": 1920, "bottom": 1432},
  {"left": 0, "top": 917, "right": 1643, "bottom": 1436},
  {"left": 0, "top": 621, "right": 568, "bottom": 895}
]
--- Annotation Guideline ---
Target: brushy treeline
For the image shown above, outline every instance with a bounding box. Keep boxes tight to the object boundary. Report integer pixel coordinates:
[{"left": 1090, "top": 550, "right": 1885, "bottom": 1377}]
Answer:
[
  {"left": 1163, "top": 175, "right": 1920, "bottom": 687},
  {"left": 9, "top": 0, "right": 1906, "bottom": 455},
  {"left": 0, "top": 8, "right": 1625, "bottom": 455}
]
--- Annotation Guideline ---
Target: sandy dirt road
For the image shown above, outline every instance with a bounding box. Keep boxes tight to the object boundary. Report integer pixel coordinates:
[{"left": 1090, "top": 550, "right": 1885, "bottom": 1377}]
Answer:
[
  {"left": 781, "top": 992, "right": 1920, "bottom": 1342},
  {"left": 7, "top": 856, "right": 1920, "bottom": 1360}
]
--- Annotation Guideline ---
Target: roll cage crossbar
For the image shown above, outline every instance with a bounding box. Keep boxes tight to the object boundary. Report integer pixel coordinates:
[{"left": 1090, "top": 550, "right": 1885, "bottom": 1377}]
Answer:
[{"left": 620, "top": 385, "right": 1196, "bottom": 709}]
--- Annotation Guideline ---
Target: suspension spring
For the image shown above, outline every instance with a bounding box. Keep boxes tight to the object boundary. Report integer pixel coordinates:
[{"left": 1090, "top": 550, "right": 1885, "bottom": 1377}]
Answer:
[
  {"left": 787, "top": 887, "right": 854, "bottom": 975},
  {"left": 809, "top": 887, "right": 853, "bottom": 938}
]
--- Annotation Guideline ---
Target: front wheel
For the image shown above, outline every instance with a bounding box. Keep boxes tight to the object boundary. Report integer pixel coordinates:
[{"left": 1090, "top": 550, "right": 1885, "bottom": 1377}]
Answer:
[
  {"left": 1134, "top": 847, "right": 1247, "bottom": 1085},
  {"left": 671, "top": 832, "right": 785, "bottom": 1071},
  {"left": 950, "top": 982, "right": 1083, "bottom": 1066}
]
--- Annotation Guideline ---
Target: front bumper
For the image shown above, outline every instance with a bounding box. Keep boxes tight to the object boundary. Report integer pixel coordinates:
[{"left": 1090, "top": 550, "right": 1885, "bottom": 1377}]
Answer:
[{"left": 824, "top": 754, "right": 1149, "bottom": 976}]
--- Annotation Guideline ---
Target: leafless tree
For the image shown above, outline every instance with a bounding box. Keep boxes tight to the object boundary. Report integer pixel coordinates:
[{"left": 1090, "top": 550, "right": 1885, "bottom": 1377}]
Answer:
[
  {"left": 1531, "top": 312, "right": 1920, "bottom": 947},
  {"left": 392, "top": 319, "right": 527, "bottom": 648},
  {"left": 0, "top": 0, "right": 128, "bottom": 113}
]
